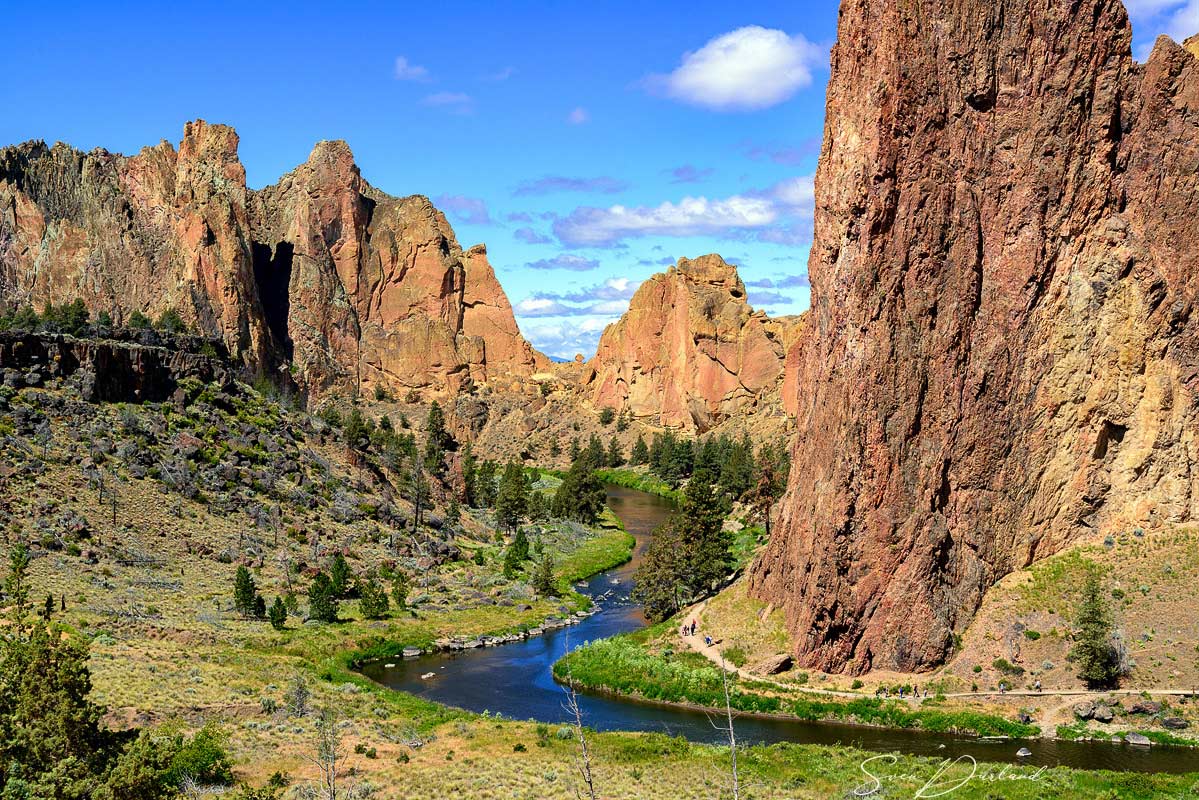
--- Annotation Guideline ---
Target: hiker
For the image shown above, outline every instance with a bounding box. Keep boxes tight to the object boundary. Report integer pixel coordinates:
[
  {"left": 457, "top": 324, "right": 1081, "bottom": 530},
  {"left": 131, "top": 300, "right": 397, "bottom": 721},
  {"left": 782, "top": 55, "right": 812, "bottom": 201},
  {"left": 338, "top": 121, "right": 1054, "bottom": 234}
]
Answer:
[
  {"left": 680, "top": 624, "right": 687, "bottom": 638},
  {"left": 999, "top": 682, "right": 1007, "bottom": 694},
  {"left": 1034, "top": 680, "right": 1041, "bottom": 693},
  {"left": 704, "top": 635, "right": 712, "bottom": 646},
  {"left": 690, "top": 620, "right": 697, "bottom": 636}
]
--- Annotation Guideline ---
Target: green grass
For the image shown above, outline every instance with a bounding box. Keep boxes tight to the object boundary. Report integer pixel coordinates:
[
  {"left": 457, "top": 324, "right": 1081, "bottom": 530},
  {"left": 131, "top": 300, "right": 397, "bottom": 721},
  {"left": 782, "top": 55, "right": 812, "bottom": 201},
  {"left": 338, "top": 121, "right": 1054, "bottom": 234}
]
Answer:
[
  {"left": 556, "top": 509, "right": 635, "bottom": 584},
  {"left": 555, "top": 627, "right": 1040, "bottom": 738},
  {"left": 593, "top": 468, "right": 682, "bottom": 502}
]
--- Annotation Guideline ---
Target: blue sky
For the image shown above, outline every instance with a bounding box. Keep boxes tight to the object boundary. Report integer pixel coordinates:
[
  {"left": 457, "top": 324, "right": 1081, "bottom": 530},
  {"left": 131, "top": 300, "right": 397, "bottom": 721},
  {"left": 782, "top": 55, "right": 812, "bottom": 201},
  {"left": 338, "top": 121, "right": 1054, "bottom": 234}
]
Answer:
[{"left": 0, "top": 2, "right": 1185, "bottom": 359}]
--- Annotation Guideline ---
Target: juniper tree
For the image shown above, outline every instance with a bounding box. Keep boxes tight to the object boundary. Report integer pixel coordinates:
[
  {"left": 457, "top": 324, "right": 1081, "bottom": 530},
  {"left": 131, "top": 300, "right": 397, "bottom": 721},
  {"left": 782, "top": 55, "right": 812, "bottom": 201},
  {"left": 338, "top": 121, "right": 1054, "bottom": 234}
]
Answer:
[
  {"left": 328, "top": 554, "right": 351, "bottom": 599},
  {"left": 495, "top": 461, "right": 529, "bottom": 533},
  {"left": 533, "top": 553, "right": 558, "bottom": 597},
  {"left": 630, "top": 434, "right": 649, "bottom": 465},
  {"left": 390, "top": 572, "right": 409, "bottom": 609},
  {"left": 268, "top": 596, "right": 288, "bottom": 630},
  {"left": 358, "top": 571, "right": 390, "bottom": 620},
  {"left": 1071, "top": 573, "right": 1122, "bottom": 689},
  {"left": 233, "top": 565, "right": 257, "bottom": 618},
  {"left": 307, "top": 573, "right": 338, "bottom": 623}
]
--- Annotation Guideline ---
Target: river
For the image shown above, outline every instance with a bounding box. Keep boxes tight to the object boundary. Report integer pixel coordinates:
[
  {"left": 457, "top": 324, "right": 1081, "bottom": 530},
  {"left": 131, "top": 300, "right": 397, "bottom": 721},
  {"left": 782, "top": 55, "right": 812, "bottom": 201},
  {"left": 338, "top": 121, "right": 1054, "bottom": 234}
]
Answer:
[{"left": 360, "top": 485, "right": 1199, "bottom": 774}]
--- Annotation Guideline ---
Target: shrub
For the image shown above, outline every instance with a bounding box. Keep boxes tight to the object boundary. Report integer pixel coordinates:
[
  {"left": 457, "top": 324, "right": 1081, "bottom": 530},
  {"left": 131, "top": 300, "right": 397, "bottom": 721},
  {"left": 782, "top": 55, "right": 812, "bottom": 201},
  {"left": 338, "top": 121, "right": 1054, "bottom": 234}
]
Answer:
[{"left": 992, "top": 658, "right": 1025, "bottom": 677}]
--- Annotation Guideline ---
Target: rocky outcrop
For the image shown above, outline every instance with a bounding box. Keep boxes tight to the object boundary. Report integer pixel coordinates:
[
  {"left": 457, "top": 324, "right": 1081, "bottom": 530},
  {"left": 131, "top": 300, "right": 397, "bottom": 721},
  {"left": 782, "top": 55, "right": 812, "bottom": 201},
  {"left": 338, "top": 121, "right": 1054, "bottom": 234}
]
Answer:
[
  {"left": 0, "top": 121, "right": 272, "bottom": 367},
  {"left": 749, "top": 0, "right": 1199, "bottom": 674},
  {"left": 586, "top": 255, "right": 794, "bottom": 431},
  {"left": 0, "top": 331, "right": 230, "bottom": 403},
  {"left": 0, "top": 123, "right": 544, "bottom": 399}
]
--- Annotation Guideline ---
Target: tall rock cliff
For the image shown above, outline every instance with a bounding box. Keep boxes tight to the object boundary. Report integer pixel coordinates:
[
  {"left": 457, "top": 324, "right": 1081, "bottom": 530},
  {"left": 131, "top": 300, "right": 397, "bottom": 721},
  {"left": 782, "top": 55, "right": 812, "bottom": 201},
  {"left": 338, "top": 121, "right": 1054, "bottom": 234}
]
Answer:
[
  {"left": 586, "top": 254, "right": 794, "bottom": 431},
  {"left": 0, "top": 121, "right": 272, "bottom": 366},
  {"left": 750, "top": 0, "right": 1199, "bottom": 674},
  {"left": 0, "top": 122, "right": 545, "bottom": 398}
]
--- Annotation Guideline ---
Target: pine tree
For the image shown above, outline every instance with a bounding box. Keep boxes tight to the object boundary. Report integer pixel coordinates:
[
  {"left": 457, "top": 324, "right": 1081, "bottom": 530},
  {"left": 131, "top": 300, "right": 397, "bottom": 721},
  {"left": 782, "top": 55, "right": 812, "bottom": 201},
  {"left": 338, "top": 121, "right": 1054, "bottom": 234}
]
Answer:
[
  {"left": 423, "top": 401, "right": 453, "bottom": 475},
  {"left": 606, "top": 437, "right": 624, "bottom": 467},
  {"left": 308, "top": 572, "right": 339, "bottom": 623},
  {"left": 253, "top": 593, "right": 267, "bottom": 620},
  {"left": 533, "top": 553, "right": 558, "bottom": 597},
  {"left": 1070, "top": 573, "right": 1122, "bottom": 689},
  {"left": 461, "top": 443, "right": 478, "bottom": 507},
  {"left": 569, "top": 437, "right": 581, "bottom": 462},
  {"left": 268, "top": 596, "right": 288, "bottom": 630},
  {"left": 358, "top": 572, "right": 390, "bottom": 620},
  {"left": 632, "top": 517, "right": 688, "bottom": 621},
  {"left": 343, "top": 408, "right": 372, "bottom": 452},
  {"left": 408, "top": 458, "right": 430, "bottom": 531},
  {"left": 233, "top": 565, "right": 257, "bottom": 618},
  {"left": 329, "top": 553, "right": 352, "bottom": 598},
  {"left": 6, "top": 544, "right": 30, "bottom": 629},
  {"left": 549, "top": 438, "right": 562, "bottom": 459},
  {"left": 503, "top": 530, "right": 530, "bottom": 579},
  {"left": 495, "top": 460, "right": 529, "bottom": 533},
  {"left": 552, "top": 455, "right": 606, "bottom": 523},
  {"left": 475, "top": 460, "right": 498, "bottom": 507},
  {"left": 630, "top": 434, "right": 649, "bottom": 465},
  {"left": 391, "top": 572, "right": 409, "bottom": 609},
  {"left": 681, "top": 470, "right": 732, "bottom": 596}
]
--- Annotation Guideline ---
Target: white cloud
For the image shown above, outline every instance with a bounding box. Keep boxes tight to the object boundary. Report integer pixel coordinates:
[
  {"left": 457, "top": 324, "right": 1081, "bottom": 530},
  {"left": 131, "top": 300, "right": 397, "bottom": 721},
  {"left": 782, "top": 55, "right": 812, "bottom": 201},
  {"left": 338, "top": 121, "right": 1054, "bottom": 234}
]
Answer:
[
  {"left": 433, "top": 194, "right": 492, "bottom": 225},
  {"left": 514, "top": 298, "right": 572, "bottom": 317},
  {"left": 567, "top": 107, "right": 590, "bottom": 125},
  {"left": 525, "top": 254, "right": 600, "bottom": 271},
  {"left": 552, "top": 174, "right": 814, "bottom": 247},
  {"left": 554, "top": 195, "right": 777, "bottom": 247},
  {"left": 1123, "top": 0, "right": 1199, "bottom": 58},
  {"left": 645, "top": 26, "right": 824, "bottom": 111},
  {"left": 394, "top": 56, "right": 430, "bottom": 81},
  {"left": 1166, "top": 1, "right": 1199, "bottom": 40},
  {"left": 421, "top": 92, "right": 473, "bottom": 114}
]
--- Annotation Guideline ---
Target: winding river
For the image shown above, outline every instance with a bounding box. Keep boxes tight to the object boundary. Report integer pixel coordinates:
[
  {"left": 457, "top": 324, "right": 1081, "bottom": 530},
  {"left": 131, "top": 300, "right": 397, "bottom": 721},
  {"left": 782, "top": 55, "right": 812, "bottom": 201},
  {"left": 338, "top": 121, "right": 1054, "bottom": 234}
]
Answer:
[{"left": 361, "top": 486, "right": 1199, "bottom": 774}]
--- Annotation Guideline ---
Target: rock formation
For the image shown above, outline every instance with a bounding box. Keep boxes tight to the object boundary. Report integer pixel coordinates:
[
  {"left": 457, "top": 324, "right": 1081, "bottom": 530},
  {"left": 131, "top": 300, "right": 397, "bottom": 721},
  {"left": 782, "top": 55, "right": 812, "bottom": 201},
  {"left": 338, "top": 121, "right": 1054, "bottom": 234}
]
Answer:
[
  {"left": 586, "top": 254, "right": 794, "bottom": 431},
  {"left": 750, "top": 0, "right": 1199, "bottom": 675},
  {"left": 0, "top": 331, "right": 230, "bottom": 403},
  {"left": 0, "top": 122, "right": 545, "bottom": 399}
]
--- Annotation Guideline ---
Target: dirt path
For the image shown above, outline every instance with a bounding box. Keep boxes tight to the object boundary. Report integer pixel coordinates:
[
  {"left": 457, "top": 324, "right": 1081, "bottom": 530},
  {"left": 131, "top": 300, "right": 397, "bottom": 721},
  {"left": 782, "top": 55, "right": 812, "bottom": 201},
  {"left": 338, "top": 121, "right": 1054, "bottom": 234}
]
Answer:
[{"left": 679, "top": 601, "right": 1199, "bottom": 718}]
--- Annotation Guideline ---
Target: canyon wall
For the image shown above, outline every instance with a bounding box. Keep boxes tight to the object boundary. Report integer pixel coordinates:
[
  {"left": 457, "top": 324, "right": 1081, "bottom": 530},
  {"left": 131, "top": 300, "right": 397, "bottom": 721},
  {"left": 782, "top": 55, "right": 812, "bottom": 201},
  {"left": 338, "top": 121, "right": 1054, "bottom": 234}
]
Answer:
[
  {"left": 586, "top": 254, "right": 796, "bottom": 431},
  {"left": 0, "top": 122, "right": 545, "bottom": 399},
  {"left": 749, "top": 0, "right": 1199, "bottom": 674}
]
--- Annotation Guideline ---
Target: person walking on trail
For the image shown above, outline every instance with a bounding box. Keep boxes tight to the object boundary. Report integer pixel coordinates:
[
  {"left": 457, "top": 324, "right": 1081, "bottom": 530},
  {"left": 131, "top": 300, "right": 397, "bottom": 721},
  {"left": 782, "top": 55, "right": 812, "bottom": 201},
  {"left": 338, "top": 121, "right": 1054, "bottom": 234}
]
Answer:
[{"left": 690, "top": 620, "right": 697, "bottom": 636}]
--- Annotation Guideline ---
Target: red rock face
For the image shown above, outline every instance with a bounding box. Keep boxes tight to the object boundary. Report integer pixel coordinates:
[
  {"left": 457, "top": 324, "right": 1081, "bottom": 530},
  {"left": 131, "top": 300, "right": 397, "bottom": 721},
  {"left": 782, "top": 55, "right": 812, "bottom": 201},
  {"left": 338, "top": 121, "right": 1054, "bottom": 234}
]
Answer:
[
  {"left": 750, "top": 0, "right": 1199, "bottom": 674},
  {"left": 0, "top": 121, "right": 272, "bottom": 367},
  {"left": 0, "top": 122, "right": 544, "bottom": 399},
  {"left": 587, "top": 254, "right": 793, "bottom": 431}
]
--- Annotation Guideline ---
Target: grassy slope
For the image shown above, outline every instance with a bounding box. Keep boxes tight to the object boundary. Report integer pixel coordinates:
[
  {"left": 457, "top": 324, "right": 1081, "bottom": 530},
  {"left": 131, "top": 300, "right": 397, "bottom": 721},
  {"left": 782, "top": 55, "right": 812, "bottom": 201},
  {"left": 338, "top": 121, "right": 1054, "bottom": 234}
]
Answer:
[
  {"left": 556, "top": 624, "right": 1039, "bottom": 739},
  {"left": 9, "top": 381, "right": 1199, "bottom": 796}
]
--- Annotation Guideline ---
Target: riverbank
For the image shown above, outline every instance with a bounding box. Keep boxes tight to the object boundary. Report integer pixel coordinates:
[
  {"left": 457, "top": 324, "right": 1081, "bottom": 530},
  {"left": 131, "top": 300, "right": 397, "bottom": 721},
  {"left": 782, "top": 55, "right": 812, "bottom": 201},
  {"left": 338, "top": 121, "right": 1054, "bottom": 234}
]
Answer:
[{"left": 554, "top": 624, "right": 1042, "bottom": 738}]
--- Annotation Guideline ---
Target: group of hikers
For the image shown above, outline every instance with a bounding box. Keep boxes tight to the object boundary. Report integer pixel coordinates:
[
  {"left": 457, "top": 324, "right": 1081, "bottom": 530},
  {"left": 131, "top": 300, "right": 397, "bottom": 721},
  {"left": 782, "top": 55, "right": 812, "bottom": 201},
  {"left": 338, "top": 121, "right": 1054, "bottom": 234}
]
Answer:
[
  {"left": 679, "top": 619, "right": 714, "bottom": 646},
  {"left": 876, "top": 684, "right": 930, "bottom": 700}
]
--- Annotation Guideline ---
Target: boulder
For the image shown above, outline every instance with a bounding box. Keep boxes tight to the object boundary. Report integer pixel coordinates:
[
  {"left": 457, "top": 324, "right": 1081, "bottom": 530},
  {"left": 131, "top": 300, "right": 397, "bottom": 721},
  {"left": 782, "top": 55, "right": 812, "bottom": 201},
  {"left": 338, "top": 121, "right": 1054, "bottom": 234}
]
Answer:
[
  {"left": 1126, "top": 733, "right": 1152, "bottom": 747},
  {"left": 1073, "top": 702, "right": 1096, "bottom": 721},
  {"left": 750, "top": 653, "right": 793, "bottom": 676},
  {"left": 1161, "top": 717, "right": 1190, "bottom": 730},
  {"left": 1129, "top": 701, "right": 1163, "bottom": 715},
  {"left": 1092, "top": 705, "right": 1114, "bottom": 723}
]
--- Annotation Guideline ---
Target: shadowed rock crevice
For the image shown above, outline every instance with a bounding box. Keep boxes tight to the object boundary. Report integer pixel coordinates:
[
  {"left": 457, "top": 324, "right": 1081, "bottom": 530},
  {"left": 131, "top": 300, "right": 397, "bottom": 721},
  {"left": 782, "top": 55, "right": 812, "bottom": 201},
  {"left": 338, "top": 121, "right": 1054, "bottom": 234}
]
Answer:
[{"left": 251, "top": 240, "right": 294, "bottom": 361}]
